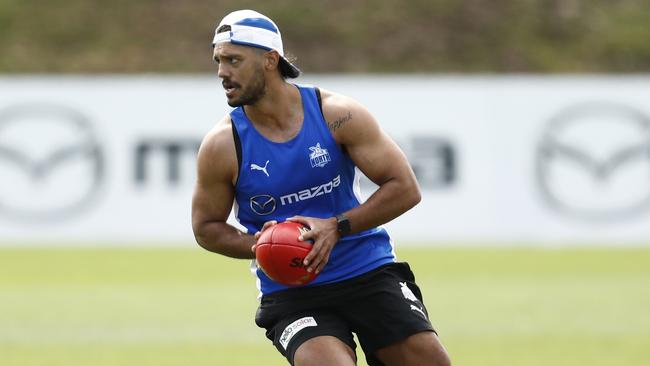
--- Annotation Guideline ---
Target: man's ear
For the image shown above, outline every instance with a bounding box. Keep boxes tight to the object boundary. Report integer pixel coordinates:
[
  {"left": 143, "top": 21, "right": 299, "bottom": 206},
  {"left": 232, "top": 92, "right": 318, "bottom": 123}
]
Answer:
[{"left": 264, "top": 50, "right": 280, "bottom": 71}]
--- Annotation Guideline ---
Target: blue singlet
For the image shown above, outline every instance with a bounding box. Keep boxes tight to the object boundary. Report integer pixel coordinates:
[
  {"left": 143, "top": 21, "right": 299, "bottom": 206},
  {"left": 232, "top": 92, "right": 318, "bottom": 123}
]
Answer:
[{"left": 230, "top": 84, "right": 395, "bottom": 295}]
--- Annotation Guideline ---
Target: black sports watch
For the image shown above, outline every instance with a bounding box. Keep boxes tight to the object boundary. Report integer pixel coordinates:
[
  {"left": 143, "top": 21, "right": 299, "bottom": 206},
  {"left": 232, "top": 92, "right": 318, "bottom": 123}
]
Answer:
[{"left": 335, "top": 214, "right": 351, "bottom": 237}]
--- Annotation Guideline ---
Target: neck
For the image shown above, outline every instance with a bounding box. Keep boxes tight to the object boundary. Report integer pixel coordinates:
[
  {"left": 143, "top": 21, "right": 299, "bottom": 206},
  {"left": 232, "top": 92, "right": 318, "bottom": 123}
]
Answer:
[{"left": 244, "top": 80, "right": 301, "bottom": 129}]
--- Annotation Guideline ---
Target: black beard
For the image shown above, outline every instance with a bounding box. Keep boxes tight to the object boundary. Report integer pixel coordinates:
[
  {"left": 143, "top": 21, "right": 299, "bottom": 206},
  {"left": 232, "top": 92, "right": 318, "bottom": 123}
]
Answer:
[{"left": 227, "top": 68, "right": 266, "bottom": 107}]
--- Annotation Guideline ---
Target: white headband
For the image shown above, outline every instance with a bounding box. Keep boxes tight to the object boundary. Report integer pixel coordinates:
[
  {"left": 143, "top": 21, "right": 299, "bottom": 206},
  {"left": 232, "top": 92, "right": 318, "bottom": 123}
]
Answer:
[
  {"left": 213, "top": 24, "right": 285, "bottom": 56},
  {"left": 213, "top": 10, "right": 300, "bottom": 78}
]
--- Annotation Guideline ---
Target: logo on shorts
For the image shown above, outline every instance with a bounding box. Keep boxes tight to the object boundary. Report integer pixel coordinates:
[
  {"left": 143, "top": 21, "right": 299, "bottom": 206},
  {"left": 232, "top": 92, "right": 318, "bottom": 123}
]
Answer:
[
  {"left": 410, "top": 304, "right": 427, "bottom": 318},
  {"left": 309, "top": 143, "right": 331, "bottom": 168},
  {"left": 279, "top": 316, "right": 318, "bottom": 350},
  {"left": 400, "top": 282, "right": 418, "bottom": 302},
  {"left": 280, "top": 316, "right": 318, "bottom": 350},
  {"left": 400, "top": 282, "right": 427, "bottom": 319}
]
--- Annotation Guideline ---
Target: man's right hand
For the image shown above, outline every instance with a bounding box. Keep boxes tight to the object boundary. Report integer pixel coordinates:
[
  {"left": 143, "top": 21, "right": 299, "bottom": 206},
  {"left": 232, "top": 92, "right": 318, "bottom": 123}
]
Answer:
[{"left": 252, "top": 220, "right": 278, "bottom": 254}]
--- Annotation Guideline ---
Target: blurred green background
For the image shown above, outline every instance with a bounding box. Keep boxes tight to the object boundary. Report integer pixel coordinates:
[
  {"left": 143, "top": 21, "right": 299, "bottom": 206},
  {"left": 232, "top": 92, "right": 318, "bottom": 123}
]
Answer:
[{"left": 2, "top": 0, "right": 650, "bottom": 73}]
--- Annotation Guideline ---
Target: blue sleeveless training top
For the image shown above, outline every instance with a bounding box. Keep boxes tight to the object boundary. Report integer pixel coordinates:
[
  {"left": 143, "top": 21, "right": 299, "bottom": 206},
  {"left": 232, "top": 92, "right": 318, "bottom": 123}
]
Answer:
[{"left": 230, "top": 85, "right": 395, "bottom": 295}]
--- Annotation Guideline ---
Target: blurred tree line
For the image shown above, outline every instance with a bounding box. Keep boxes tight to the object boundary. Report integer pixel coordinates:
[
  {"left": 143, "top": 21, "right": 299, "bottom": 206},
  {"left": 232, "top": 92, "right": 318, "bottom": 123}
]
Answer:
[{"left": 1, "top": 0, "right": 649, "bottom": 73}]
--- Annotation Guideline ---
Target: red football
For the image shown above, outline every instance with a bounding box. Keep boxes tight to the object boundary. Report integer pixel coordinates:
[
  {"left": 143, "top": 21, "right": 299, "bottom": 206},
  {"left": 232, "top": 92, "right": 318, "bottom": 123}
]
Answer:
[{"left": 255, "top": 221, "right": 317, "bottom": 286}]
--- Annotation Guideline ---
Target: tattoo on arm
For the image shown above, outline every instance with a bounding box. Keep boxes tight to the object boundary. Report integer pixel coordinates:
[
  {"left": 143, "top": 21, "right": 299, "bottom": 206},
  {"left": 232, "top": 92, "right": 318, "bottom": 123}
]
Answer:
[{"left": 328, "top": 111, "right": 352, "bottom": 132}]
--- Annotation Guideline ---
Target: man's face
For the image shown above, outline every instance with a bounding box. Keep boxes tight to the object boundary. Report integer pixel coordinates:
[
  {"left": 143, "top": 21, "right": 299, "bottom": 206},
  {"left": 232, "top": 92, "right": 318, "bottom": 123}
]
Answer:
[{"left": 213, "top": 43, "right": 267, "bottom": 107}]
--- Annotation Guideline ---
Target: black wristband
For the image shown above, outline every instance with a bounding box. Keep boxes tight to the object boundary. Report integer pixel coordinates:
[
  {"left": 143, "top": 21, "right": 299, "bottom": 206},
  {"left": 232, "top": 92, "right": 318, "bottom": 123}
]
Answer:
[{"left": 336, "top": 214, "right": 351, "bottom": 236}]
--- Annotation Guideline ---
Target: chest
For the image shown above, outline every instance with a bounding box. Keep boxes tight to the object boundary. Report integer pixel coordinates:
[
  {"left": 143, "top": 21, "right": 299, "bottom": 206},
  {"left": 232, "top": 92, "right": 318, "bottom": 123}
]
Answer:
[{"left": 237, "top": 133, "right": 341, "bottom": 198}]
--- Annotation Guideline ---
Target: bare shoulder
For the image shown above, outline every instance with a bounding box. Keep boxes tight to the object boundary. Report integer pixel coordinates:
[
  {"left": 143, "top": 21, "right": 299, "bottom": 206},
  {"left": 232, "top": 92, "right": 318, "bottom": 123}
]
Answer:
[
  {"left": 318, "top": 88, "right": 379, "bottom": 144},
  {"left": 197, "top": 114, "right": 238, "bottom": 185},
  {"left": 199, "top": 115, "right": 234, "bottom": 155}
]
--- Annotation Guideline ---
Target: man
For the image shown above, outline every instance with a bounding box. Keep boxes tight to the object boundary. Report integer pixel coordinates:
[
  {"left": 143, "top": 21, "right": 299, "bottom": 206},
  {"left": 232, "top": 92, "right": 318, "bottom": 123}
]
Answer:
[{"left": 192, "top": 9, "right": 451, "bottom": 366}]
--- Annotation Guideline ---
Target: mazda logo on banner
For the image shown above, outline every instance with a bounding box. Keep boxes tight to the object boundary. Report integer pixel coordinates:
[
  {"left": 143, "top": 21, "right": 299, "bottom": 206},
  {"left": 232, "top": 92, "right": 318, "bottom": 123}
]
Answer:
[
  {"left": 535, "top": 102, "right": 650, "bottom": 221},
  {"left": 0, "top": 103, "right": 105, "bottom": 222}
]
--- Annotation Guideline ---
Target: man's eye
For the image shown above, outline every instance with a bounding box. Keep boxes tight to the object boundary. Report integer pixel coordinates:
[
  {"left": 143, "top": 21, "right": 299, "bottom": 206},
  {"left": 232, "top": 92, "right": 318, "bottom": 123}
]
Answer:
[{"left": 231, "top": 58, "right": 239, "bottom": 64}]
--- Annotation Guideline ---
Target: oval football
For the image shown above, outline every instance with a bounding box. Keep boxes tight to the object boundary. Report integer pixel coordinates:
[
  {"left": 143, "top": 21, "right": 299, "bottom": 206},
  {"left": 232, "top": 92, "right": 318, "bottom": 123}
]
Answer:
[{"left": 255, "top": 221, "right": 317, "bottom": 286}]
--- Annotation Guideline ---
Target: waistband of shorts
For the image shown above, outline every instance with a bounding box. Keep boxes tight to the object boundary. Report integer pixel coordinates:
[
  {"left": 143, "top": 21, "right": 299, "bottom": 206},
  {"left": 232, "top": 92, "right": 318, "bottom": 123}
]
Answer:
[{"left": 260, "top": 262, "right": 408, "bottom": 302}]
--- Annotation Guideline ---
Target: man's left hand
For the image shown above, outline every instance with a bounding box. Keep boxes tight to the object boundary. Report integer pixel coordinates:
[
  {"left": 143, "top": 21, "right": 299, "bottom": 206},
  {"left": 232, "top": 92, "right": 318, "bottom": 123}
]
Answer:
[{"left": 286, "top": 215, "right": 340, "bottom": 274}]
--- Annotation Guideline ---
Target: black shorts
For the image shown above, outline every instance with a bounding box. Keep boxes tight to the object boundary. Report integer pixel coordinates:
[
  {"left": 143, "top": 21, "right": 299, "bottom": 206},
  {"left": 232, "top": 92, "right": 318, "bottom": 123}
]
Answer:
[{"left": 254, "top": 262, "right": 436, "bottom": 365}]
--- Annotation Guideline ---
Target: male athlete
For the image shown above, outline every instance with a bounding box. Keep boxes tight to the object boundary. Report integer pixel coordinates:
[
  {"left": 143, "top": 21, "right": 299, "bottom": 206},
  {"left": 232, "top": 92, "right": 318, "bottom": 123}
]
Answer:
[{"left": 192, "top": 9, "right": 451, "bottom": 366}]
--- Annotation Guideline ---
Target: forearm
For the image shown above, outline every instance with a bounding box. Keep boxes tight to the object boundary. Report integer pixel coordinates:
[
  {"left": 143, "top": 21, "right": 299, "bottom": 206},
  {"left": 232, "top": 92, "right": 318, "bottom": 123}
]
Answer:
[
  {"left": 194, "top": 221, "right": 256, "bottom": 259},
  {"left": 342, "top": 176, "right": 421, "bottom": 235}
]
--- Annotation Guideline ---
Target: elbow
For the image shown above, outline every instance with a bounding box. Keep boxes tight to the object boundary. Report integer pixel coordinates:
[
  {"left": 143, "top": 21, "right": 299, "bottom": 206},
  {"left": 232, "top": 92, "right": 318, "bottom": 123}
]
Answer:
[
  {"left": 194, "top": 232, "right": 209, "bottom": 252},
  {"left": 193, "top": 220, "right": 233, "bottom": 255},
  {"left": 402, "top": 174, "right": 422, "bottom": 210},
  {"left": 194, "top": 233, "right": 209, "bottom": 252},
  {"left": 407, "top": 184, "right": 422, "bottom": 209},
  {"left": 388, "top": 175, "right": 421, "bottom": 212},
  {"left": 192, "top": 222, "right": 213, "bottom": 252}
]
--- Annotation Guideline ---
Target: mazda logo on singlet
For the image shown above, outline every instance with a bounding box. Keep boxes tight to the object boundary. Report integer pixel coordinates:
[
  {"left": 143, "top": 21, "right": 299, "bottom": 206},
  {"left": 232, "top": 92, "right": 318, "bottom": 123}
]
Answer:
[{"left": 249, "top": 194, "right": 277, "bottom": 215}]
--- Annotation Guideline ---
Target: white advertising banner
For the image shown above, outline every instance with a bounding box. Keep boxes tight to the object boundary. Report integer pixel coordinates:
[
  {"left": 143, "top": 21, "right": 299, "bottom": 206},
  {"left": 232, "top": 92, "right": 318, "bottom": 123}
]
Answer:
[{"left": 1, "top": 75, "right": 650, "bottom": 245}]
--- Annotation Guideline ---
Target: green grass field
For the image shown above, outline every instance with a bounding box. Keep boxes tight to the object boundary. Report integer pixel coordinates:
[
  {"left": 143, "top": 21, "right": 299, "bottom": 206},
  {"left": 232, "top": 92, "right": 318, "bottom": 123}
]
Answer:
[{"left": 1, "top": 246, "right": 649, "bottom": 365}]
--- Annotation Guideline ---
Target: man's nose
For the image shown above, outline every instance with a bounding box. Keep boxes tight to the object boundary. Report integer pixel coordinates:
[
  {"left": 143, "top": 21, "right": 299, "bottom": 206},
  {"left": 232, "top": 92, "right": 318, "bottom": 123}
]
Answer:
[{"left": 217, "top": 63, "right": 230, "bottom": 79}]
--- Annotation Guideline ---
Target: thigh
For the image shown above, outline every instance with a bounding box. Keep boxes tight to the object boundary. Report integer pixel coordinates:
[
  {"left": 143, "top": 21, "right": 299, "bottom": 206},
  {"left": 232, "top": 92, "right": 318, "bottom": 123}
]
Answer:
[
  {"left": 263, "top": 310, "right": 356, "bottom": 365},
  {"left": 294, "top": 336, "right": 357, "bottom": 366},
  {"left": 374, "top": 331, "right": 451, "bottom": 366},
  {"left": 342, "top": 263, "right": 437, "bottom": 364}
]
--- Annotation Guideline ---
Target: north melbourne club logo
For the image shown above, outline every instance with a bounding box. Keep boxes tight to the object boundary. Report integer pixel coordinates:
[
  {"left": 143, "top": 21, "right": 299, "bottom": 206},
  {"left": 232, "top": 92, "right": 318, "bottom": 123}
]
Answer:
[
  {"left": 400, "top": 282, "right": 418, "bottom": 302},
  {"left": 309, "top": 143, "right": 331, "bottom": 168}
]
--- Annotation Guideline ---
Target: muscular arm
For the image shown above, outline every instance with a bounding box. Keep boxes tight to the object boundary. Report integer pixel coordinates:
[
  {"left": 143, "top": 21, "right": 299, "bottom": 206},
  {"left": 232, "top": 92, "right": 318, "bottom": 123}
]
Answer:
[
  {"left": 191, "top": 118, "right": 256, "bottom": 259},
  {"left": 293, "top": 90, "right": 420, "bottom": 273},
  {"left": 323, "top": 90, "right": 421, "bottom": 233}
]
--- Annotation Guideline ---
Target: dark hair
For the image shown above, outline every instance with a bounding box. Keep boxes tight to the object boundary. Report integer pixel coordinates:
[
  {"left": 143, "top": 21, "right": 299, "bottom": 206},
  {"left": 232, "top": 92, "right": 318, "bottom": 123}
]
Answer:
[
  {"left": 216, "top": 24, "right": 231, "bottom": 34},
  {"left": 279, "top": 54, "right": 299, "bottom": 79}
]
